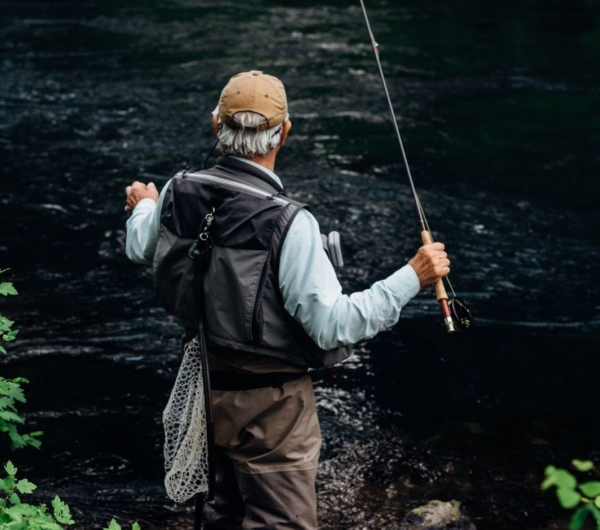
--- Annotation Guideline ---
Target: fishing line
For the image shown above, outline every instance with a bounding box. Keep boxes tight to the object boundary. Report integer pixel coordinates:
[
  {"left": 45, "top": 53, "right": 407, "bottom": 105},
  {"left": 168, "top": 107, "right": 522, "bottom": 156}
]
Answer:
[
  {"left": 359, "top": 0, "right": 425, "bottom": 231},
  {"left": 358, "top": 0, "right": 470, "bottom": 330}
]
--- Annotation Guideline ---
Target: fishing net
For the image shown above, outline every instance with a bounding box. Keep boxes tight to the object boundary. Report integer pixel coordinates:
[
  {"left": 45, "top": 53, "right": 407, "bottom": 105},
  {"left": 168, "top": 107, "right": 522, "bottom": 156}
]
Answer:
[{"left": 163, "top": 337, "right": 209, "bottom": 503}]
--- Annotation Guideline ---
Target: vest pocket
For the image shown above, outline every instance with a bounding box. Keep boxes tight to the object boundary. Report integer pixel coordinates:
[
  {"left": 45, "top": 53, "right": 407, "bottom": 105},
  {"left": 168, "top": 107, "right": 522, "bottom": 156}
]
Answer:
[{"left": 204, "top": 245, "right": 269, "bottom": 344}]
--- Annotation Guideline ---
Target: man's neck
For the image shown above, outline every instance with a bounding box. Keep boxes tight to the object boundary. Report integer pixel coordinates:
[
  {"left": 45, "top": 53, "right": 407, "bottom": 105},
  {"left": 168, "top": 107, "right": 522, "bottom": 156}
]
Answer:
[{"left": 247, "top": 151, "right": 277, "bottom": 172}]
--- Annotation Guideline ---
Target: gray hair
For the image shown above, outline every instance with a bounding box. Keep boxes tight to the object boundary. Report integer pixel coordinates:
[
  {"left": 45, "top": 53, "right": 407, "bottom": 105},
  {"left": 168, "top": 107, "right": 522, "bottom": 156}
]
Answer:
[{"left": 212, "top": 107, "right": 288, "bottom": 158}]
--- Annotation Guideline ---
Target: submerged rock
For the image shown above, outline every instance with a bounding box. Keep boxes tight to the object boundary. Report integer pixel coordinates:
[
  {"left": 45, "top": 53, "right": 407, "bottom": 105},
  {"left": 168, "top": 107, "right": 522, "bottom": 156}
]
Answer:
[{"left": 398, "top": 500, "right": 476, "bottom": 530}]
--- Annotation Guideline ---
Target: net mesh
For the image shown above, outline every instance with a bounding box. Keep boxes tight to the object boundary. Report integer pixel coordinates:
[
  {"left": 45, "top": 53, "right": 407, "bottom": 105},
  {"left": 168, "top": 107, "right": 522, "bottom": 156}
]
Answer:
[{"left": 163, "top": 337, "right": 209, "bottom": 503}]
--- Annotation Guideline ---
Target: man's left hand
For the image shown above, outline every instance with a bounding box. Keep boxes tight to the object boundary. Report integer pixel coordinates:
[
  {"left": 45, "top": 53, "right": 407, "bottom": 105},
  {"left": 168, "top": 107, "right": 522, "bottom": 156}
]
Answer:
[{"left": 125, "top": 181, "right": 158, "bottom": 213}]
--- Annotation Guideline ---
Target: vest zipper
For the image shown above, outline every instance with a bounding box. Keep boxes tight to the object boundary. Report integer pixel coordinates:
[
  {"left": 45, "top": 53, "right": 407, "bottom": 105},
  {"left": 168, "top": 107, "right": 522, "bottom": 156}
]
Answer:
[{"left": 183, "top": 171, "right": 288, "bottom": 206}]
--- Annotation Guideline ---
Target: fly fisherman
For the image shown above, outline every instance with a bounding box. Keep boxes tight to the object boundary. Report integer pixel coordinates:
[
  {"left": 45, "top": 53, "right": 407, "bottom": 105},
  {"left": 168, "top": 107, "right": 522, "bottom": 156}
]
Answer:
[{"left": 124, "top": 70, "right": 450, "bottom": 530}]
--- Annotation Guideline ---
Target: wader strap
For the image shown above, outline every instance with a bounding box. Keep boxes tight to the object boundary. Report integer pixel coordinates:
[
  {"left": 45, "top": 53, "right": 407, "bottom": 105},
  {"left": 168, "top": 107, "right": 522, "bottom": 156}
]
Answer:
[{"left": 193, "top": 234, "right": 216, "bottom": 529}]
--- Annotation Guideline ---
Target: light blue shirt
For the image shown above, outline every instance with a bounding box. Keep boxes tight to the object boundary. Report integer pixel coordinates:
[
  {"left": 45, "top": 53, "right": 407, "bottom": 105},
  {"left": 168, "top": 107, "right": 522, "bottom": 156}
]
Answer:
[{"left": 126, "top": 158, "right": 421, "bottom": 350}]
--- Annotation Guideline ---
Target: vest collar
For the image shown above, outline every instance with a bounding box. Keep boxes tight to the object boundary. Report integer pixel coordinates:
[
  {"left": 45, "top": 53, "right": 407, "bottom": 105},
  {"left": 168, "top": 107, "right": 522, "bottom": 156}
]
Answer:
[{"left": 216, "top": 155, "right": 284, "bottom": 193}]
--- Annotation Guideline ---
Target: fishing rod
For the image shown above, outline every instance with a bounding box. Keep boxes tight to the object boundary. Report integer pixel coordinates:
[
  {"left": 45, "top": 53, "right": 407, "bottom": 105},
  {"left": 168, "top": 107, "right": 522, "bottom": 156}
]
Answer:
[{"left": 358, "top": 0, "right": 472, "bottom": 333}]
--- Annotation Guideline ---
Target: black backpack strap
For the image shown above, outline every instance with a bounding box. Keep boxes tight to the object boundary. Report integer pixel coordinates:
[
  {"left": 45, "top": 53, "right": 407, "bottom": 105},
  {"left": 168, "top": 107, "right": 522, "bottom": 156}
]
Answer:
[{"left": 190, "top": 210, "right": 217, "bottom": 528}]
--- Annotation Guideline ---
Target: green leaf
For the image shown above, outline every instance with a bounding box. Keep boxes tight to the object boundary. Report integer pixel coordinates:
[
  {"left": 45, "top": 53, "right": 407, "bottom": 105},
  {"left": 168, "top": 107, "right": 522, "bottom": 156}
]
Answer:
[
  {"left": 9, "top": 492, "right": 20, "bottom": 505},
  {"left": 0, "top": 317, "right": 15, "bottom": 329},
  {"left": 132, "top": 523, "right": 141, "bottom": 530},
  {"left": 555, "top": 470, "right": 578, "bottom": 490},
  {"left": 546, "top": 465, "right": 558, "bottom": 475},
  {"left": 0, "top": 345, "right": 6, "bottom": 354},
  {"left": 573, "top": 460, "right": 595, "bottom": 473},
  {"left": 3, "top": 475, "right": 15, "bottom": 491},
  {"left": 5, "top": 461, "right": 17, "bottom": 476},
  {"left": 580, "top": 482, "right": 600, "bottom": 498},
  {"left": 22, "top": 433, "right": 43, "bottom": 450},
  {"left": 41, "top": 523, "right": 67, "bottom": 530},
  {"left": 4, "top": 505, "right": 24, "bottom": 522},
  {"left": 52, "top": 496, "right": 74, "bottom": 525},
  {"left": 3, "top": 330, "right": 18, "bottom": 342},
  {"left": 105, "top": 519, "right": 122, "bottom": 530},
  {"left": 0, "top": 283, "right": 18, "bottom": 296},
  {"left": 558, "top": 487, "right": 582, "bottom": 509},
  {"left": 0, "top": 380, "right": 26, "bottom": 403},
  {"left": 0, "top": 411, "right": 24, "bottom": 424},
  {"left": 570, "top": 506, "right": 590, "bottom": 530},
  {"left": 15, "top": 479, "right": 36, "bottom": 495},
  {"left": 589, "top": 502, "right": 600, "bottom": 523},
  {"left": 0, "top": 396, "right": 15, "bottom": 410},
  {"left": 542, "top": 476, "right": 556, "bottom": 490},
  {"left": 8, "top": 429, "right": 28, "bottom": 450}
]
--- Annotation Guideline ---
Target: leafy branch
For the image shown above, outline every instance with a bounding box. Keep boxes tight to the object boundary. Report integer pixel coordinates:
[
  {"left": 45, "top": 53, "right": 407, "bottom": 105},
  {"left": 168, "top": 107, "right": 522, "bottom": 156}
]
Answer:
[
  {"left": 0, "top": 270, "right": 41, "bottom": 450},
  {"left": 0, "top": 460, "right": 74, "bottom": 529},
  {"left": 0, "top": 461, "right": 140, "bottom": 529},
  {"left": 542, "top": 459, "right": 600, "bottom": 529},
  {"left": 0, "top": 268, "right": 19, "bottom": 356},
  {"left": 0, "top": 270, "right": 141, "bottom": 529}
]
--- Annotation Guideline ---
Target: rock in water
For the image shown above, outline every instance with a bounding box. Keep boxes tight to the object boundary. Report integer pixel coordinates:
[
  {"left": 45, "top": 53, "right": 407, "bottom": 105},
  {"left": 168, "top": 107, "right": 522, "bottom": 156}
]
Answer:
[{"left": 398, "top": 500, "right": 476, "bottom": 530}]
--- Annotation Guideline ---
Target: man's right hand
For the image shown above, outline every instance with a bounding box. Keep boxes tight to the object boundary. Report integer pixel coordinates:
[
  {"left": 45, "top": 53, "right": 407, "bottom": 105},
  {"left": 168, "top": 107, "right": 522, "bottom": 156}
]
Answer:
[
  {"left": 125, "top": 181, "right": 159, "bottom": 214},
  {"left": 408, "top": 242, "right": 450, "bottom": 289}
]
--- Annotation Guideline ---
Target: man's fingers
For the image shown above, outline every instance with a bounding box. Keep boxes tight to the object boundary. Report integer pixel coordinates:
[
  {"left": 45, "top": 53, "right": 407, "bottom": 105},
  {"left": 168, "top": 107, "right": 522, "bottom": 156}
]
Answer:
[
  {"left": 124, "top": 180, "right": 160, "bottom": 212},
  {"left": 128, "top": 181, "right": 146, "bottom": 193},
  {"left": 408, "top": 241, "right": 452, "bottom": 289}
]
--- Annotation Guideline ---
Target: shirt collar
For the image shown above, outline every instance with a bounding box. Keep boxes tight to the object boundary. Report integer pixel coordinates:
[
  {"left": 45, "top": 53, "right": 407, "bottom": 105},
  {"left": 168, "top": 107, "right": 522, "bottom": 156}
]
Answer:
[{"left": 229, "top": 156, "right": 284, "bottom": 190}]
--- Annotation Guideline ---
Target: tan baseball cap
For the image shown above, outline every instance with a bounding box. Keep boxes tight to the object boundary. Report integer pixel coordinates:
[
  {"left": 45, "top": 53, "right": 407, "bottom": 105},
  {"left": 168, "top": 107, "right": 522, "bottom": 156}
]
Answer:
[{"left": 218, "top": 70, "right": 288, "bottom": 131}]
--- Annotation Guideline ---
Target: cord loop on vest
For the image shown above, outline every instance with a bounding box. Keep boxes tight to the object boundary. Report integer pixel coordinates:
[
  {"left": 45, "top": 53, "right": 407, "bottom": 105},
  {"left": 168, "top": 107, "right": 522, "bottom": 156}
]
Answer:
[{"left": 188, "top": 207, "right": 216, "bottom": 259}]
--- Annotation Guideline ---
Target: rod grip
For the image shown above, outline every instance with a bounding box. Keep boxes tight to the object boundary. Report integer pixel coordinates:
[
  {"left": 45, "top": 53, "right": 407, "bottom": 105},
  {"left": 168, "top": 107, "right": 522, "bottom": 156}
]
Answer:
[
  {"left": 420, "top": 230, "right": 450, "bottom": 303},
  {"left": 420, "top": 230, "right": 455, "bottom": 332}
]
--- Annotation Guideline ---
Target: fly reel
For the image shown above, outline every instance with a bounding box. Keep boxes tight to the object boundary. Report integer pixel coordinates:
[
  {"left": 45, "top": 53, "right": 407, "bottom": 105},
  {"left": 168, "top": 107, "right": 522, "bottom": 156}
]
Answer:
[{"left": 449, "top": 296, "right": 473, "bottom": 332}]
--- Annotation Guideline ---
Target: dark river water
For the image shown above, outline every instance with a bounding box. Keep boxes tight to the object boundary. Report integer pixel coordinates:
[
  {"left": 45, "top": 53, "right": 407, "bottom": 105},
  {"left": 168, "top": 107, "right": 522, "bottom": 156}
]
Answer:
[{"left": 1, "top": 0, "right": 600, "bottom": 528}]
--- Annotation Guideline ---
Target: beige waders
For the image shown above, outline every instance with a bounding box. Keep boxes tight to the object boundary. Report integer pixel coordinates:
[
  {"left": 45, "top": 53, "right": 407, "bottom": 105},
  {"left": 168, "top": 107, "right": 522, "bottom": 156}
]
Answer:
[{"left": 203, "top": 367, "right": 321, "bottom": 530}]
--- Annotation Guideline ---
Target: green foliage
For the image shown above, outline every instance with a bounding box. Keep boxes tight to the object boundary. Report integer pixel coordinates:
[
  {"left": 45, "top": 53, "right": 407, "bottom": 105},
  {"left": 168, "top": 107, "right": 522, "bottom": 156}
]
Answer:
[
  {"left": 0, "top": 462, "right": 142, "bottom": 530},
  {"left": 542, "top": 460, "right": 600, "bottom": 529},
  {"left": 0, "top": 461, "right": 74, "bottom": 528},
  {"left": 0, "top": 270, "right": 141, "bottom": 529},
  {"left": 103, "top": 519, "right": 141, "bottom": 530},
  {"left": 0, "top": 269, "right": 19, "bottom": 356},
  {"left": 0, "top": 271, "right": 41, "bottom": 451},
  {"left": 0, "top": 377, "right": 43, "bottom": 450}
]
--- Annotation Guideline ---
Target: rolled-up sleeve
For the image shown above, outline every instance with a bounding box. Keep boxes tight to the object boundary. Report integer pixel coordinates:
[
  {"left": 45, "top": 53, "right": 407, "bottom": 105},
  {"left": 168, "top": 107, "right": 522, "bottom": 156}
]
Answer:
[
  {"left": 125, "top": 180, "right": 171, "bottom": 265},
  {"left": 279, "top": 209, "right": 420, "bottom": 350}
]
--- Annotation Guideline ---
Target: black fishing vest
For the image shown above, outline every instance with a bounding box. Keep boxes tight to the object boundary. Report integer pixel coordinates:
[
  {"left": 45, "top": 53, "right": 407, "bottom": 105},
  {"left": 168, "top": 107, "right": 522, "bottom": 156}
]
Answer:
[{"left": 153, "top": 156, "right": 352, "bottom": 369}]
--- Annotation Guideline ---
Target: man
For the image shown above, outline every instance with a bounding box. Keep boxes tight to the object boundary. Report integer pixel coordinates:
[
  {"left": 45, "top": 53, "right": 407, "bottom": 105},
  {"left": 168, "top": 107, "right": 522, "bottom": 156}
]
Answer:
[{"left": 125, "top": 70, "right": 450, "bottom": 530}]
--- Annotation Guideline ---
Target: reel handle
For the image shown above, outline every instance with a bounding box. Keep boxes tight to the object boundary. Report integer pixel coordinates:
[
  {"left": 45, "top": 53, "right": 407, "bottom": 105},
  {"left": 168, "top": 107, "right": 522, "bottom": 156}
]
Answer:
[{"left": 421, "top": 230, "right": 456, "bottom": 333}]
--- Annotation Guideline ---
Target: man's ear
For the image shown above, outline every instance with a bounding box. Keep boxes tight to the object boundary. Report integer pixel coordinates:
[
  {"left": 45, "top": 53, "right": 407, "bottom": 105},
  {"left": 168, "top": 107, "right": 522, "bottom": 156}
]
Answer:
[
  {"left": 212, "top": 114, "right": 220, "bottom": 134},
  {"left": 279, "top": 120, "right": 292, "bottom": 147}
]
